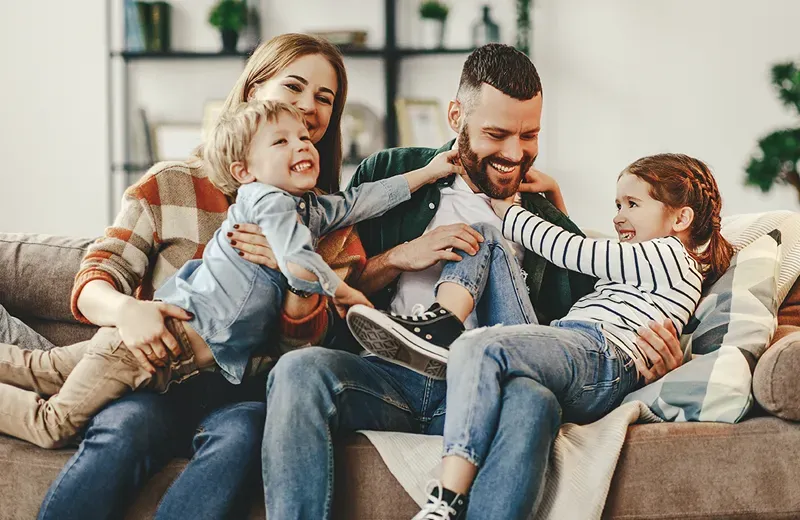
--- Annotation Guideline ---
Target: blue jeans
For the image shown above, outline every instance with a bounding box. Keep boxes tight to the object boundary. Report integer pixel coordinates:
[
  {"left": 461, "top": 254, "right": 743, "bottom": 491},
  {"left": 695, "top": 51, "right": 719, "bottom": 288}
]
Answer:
[
  {"left": 444, "top": 320, "right": 642, "bottom": 518},
  {"left": 262, "top": 347, "right": 567, "bottom": 519},
  {"left": 437, "top": 221, "right": 536, "bottom": 328},
  {"left": 38, "top": 372, "right": 266, "bottom": 520}
]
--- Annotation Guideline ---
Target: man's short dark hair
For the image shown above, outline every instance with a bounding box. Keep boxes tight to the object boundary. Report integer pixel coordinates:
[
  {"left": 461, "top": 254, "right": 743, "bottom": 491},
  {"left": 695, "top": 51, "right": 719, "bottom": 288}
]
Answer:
[{"left": 457, "top": 43, "right": 542, "bottom": 113}]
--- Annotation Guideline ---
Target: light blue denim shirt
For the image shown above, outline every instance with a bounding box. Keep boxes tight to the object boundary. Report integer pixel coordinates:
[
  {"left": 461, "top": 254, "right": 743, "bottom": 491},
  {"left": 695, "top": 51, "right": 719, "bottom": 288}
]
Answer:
[{"left": 155, "top": 175, "right": 411, "bottom": 383}]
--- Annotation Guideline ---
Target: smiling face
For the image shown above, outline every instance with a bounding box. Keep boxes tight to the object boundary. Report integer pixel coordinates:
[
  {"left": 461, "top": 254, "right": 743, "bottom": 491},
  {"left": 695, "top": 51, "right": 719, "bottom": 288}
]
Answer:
[
  {"left": 452, "top": 84, "right": 541, "bottom": 199},
  {"left": 613, "top": 173, "right": 681, "bottom": 243},
  {"left": 245, "top": 113, "right": 320, "bottom": 196},
  {"left": 250, "top": 54, "right": 337, "bottom": 144}
]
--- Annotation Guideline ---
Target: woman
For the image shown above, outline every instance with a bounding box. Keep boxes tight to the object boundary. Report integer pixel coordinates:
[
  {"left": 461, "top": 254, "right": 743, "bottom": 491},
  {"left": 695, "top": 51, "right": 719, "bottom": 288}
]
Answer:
[{"left": 35, "top": 33, "right": 359, "bottom": 520}]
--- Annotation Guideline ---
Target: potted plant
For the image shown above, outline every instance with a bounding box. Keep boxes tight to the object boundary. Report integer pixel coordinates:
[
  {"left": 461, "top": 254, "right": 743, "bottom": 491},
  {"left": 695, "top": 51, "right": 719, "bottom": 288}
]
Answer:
[
  {"left": 746, "top": 61, "right": 800, "bottom": 203},
  {"left": 419, "top": 1, "right": 448, "bottom": 49},
  {"left": 208, "top": 0, "right": 249, "bottom": 53}
]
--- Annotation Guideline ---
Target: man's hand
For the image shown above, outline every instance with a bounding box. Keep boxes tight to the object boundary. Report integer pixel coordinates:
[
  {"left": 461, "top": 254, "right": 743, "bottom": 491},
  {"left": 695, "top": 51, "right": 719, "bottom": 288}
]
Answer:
[
  {"left": 332, "top": 283, "right": 373, "bottom": 318},
  {"left": 388, "top": 224, "right": 485, "bottom": 272},
  {"left": 227, "top": 223, "right": 279, "bottom": 269},
  {"left": 633, "top": 319, "right": 684, "bottom": 385},
  {"left": 116, "top": 299, "right": 192, "bottom": 374}
]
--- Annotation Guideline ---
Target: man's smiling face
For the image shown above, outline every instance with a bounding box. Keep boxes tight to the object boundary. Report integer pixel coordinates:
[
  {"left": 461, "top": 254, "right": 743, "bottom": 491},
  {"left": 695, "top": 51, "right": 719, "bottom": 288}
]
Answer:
[{"left": 455, "top": 84, "right": 542, "bottom": 199}]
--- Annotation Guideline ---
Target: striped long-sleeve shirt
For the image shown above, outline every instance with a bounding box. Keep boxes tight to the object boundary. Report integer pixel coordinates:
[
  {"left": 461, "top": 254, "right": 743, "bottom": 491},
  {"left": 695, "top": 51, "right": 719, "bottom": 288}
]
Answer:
[{"left": 502, "top": 205, "right": 703, "bottom": 363}]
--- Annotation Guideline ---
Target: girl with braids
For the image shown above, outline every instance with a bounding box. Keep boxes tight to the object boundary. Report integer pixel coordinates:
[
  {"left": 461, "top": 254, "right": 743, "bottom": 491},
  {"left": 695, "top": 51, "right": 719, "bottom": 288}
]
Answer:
[{"left": 354, "top": 153, "right": 733, "bottom": 519}]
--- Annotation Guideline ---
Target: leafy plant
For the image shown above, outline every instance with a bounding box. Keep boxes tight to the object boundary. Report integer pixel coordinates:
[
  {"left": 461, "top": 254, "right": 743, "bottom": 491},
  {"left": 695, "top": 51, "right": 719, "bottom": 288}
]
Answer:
[
  {"left": 208, "top": 0, "right": 248, "bottom": 33},
  {"left": 419, "top": 1, "right": 449, "bottom": 21},
  {"left": 746, "top": 62, "right": 800, "bottom": 202}
]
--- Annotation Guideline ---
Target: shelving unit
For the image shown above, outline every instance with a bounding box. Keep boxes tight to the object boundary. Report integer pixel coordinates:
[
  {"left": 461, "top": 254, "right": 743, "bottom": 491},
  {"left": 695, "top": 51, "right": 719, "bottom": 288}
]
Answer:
[{"left": 107, "top": 0, "right": 474, "bottom": 222}]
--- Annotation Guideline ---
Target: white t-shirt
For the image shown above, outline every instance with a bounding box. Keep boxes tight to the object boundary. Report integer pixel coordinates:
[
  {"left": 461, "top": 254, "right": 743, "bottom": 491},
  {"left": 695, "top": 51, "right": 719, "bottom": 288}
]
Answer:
[{"left": 389, "top": 174, "right": 525, "bottom": 330}]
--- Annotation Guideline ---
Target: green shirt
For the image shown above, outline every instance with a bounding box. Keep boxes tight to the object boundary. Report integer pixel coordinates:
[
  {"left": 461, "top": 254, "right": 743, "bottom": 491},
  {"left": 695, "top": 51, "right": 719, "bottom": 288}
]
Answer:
[{"left": 348, "top": 140, "right": 598, "bottom": 324}]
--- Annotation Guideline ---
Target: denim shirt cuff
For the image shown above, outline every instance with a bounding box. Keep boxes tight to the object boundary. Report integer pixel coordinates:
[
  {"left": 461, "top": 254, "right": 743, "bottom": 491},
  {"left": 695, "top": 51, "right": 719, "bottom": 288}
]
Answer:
[{"left": 380, "top": 176, "right": 412, "bottom": 208}]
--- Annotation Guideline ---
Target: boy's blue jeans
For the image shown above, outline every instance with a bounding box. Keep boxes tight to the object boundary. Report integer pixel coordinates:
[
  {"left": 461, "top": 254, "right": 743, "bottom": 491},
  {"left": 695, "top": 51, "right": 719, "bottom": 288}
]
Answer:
[{"left": 444, "top": 320, "right": 642, "bottom": 517}]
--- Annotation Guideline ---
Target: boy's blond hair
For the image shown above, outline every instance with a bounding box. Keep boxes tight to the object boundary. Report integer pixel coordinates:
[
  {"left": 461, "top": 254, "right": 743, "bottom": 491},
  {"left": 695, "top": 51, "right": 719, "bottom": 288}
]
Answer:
[{"left": 204, "top": 100, "right": 305, "bottom": 197}]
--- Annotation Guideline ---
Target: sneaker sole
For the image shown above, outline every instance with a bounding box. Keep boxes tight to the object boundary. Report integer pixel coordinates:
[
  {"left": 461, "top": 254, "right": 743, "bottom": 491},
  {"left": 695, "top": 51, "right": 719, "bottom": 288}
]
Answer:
[{"left": 347, "top": 311, "right": 448, "bottom": 380}]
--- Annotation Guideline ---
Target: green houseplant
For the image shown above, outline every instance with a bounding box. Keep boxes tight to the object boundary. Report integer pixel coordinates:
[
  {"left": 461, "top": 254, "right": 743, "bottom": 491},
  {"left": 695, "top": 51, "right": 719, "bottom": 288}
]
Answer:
[
  {"left": 746, "top": 62, "right": 800, "bottom": 202},
  {"left": 208, "top": 0, "right": 249, "bottom": 53},
  {"left": 419, "top": 1, "right": 449, "bottom": 49}
]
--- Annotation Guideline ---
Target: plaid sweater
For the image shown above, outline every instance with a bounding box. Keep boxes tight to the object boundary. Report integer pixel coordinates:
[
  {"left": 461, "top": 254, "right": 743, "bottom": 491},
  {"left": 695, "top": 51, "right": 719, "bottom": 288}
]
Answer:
[{"left": 71, "top": 160, "right": 365, "bottom": 347}]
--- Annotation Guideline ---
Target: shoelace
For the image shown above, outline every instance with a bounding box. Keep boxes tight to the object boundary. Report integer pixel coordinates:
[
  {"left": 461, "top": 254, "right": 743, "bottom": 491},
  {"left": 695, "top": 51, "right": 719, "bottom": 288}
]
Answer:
[
  {"left": 391, "top": 303, "right": 438, "bottom": 322},
  {"left": 413, "top": 481, "right": 458, "bottom": 520}
]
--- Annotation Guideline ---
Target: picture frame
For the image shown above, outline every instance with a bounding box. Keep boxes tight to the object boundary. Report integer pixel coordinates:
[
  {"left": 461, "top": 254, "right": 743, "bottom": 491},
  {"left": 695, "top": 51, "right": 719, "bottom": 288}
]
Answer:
[
  {"left": 395, "top": 98, "right": 448, "bottom": 148},
  {"left": 152, "top": 124, "right": 203, "bottom": 161}
]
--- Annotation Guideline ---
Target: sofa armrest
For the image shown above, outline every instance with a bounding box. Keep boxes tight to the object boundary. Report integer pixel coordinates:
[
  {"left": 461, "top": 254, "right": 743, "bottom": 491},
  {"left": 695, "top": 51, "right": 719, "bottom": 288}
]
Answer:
[
  {"left": 0, "top": 233, "right": 93, "bottom": 323},
  {"left": 753, "top": 329, "right": 800, "bottom": 421}
]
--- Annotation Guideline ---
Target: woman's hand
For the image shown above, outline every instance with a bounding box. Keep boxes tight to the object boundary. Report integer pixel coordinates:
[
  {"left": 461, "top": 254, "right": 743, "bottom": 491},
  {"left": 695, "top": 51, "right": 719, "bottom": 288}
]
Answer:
[
  {"left": 227, "top": 223, "right": 278, "bottom": 269},
  {"left": 633, "top": 319, "right": 684, "bottom": 385},
  {"left": 116, "top": 299, "right": 192, "bottom": 374}
]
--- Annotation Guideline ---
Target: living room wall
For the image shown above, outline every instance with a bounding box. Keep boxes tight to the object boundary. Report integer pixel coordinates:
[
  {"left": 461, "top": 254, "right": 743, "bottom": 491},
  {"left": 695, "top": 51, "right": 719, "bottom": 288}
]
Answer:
[{"left": 0, "top": 0, "right": 797, "bottom": 237}]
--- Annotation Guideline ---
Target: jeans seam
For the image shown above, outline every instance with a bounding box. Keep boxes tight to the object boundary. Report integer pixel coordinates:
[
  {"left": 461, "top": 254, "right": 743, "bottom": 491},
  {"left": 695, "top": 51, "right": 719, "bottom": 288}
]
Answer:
[{"left": 457, "top": 341, "right": 491, "bottom": 463}]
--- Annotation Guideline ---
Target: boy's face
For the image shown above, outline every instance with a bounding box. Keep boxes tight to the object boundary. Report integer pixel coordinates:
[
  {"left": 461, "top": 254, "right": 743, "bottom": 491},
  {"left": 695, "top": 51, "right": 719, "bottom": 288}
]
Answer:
[
  {"left": 613, "top": 173, "right": 675, "bottom": 243},
  {"left": 246, "top": 114, "right": 320, "bottom": 196}
]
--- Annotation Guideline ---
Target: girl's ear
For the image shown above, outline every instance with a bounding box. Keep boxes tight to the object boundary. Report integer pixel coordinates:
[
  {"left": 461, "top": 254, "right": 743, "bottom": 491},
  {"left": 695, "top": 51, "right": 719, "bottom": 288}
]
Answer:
[
  {"left": 672, "top": 206, "right": 694, "bottom": 233},
  {"left": 230, "top": 161, "right": 254, "bottom": 184}
]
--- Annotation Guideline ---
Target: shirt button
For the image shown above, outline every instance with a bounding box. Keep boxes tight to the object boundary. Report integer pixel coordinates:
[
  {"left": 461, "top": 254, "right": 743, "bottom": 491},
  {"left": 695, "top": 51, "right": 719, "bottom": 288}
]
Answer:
[
  {"left": 429, "top": 203, "right": 435, "bottom": 210},
  {"left": 299, "top": 202, "right": 306, "bottom": 209}
]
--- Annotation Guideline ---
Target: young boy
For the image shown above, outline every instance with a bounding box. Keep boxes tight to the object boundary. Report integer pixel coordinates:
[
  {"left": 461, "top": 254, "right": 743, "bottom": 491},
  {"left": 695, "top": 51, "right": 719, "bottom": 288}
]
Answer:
[{"left": 0, "top": 100, "right": 461, "bottom": 448}]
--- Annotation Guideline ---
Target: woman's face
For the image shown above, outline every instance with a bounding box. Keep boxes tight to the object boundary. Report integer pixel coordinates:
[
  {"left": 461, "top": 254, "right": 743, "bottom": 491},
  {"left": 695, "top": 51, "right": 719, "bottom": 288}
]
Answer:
[{"left": 250, "top": 54, "right": 338, "bottom": 144}]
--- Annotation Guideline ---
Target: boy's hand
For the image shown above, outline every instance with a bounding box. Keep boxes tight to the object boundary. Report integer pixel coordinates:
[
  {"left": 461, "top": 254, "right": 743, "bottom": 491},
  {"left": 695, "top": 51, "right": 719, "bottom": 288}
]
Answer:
[
  {"left": 332, "top": 283, "right": 373, "bottom": 318},
  {"left": 490, "top": 195, "right": 516, "bottom": 220},
  {"left": 422, "top": 149, "right": 464, "bottom": 183},
  {"left": 116, "top": 299, "right": 192, "bottom": 374}
]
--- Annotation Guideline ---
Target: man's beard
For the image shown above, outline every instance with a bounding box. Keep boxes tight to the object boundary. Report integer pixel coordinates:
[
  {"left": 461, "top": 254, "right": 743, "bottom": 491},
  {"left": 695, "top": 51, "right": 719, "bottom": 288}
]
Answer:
[{"left": 457, "top": 126, "right": 534, "bottom": 199}]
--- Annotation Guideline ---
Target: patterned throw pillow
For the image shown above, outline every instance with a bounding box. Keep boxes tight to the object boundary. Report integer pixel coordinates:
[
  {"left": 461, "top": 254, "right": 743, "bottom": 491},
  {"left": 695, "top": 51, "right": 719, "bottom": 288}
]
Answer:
[{"left": 623, "top": 230, "right": 781, "bottom": 423}]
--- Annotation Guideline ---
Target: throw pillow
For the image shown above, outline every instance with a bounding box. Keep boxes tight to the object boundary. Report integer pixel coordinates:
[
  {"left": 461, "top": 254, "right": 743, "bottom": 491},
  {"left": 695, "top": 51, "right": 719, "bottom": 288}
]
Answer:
[{"left": 623, "top": 230, "right": 781, "bottom": 423}]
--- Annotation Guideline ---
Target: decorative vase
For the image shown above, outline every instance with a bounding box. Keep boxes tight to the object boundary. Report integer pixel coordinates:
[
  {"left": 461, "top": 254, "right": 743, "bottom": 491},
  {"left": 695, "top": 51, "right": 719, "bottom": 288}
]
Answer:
[
  {"left": 421, "top": 19, "right": 445, "bottom": 49},
  {"left": 221, "top": 29, "right": 239, "bottom": 53},
  {"left": 472, "top": 5, "right": 500, "bottom": 47}
]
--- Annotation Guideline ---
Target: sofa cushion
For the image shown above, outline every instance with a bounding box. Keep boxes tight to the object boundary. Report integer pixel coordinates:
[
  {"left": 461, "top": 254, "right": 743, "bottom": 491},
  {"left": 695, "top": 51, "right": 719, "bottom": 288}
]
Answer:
[{"left": 624, "top": 231, "right": 780, "bottom": 422}]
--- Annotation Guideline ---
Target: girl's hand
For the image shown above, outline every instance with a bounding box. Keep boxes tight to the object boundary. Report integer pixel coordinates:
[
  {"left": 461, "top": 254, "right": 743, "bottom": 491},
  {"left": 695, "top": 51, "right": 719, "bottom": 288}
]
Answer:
[
  {"left": 227, "top": 223, "right": 279, "bottom": 270},
  {"left": 116, "top": 299, "right": 192, "bottom": 373},
  {"left": 518, "top": 167, "right": 559, "bottom": 194},
  {"left": 489, "top": 196, "right": 516, "bottom": 220}
]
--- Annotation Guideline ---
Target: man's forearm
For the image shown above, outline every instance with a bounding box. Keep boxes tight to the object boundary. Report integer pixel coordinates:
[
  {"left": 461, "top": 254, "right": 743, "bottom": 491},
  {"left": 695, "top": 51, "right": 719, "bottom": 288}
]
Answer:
[{"left": 351, "top": 248, "right": 404, "bottom": 296}]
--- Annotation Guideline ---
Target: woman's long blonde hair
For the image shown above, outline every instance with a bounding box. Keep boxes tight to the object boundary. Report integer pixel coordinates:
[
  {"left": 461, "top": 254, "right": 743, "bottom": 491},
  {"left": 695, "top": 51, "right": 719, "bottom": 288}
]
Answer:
[{"left": 199, "top": 33, "right": 348, "bottom": 194}]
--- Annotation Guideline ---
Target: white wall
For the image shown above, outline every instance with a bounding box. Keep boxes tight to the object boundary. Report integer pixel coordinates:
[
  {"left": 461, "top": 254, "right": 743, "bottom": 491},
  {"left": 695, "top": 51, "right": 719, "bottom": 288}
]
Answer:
[
  {"left": 533, "top": 0, "right": 800, "bottom": 233},
  {"left": 0, "top": 0, "right": 798, "bottom": 236},
  {"left": 0, "top": 0, "right": 108, "bottom": 236}
]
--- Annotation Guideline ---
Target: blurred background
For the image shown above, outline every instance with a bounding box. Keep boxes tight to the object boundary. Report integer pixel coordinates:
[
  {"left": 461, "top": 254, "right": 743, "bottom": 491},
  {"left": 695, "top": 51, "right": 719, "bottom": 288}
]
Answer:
[{"left": 1, "top": 0, "right": 799, "bottom": 237}]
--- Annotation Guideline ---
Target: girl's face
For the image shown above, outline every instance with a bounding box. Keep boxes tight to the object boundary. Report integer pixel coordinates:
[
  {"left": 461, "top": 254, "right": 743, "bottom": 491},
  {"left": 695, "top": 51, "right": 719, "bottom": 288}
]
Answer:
[
  {"left": 250, "top": 54, "right": 337, "bottom": 144},
  {"left": 613, "top": 173, "right": 678, "bottom": 243}
]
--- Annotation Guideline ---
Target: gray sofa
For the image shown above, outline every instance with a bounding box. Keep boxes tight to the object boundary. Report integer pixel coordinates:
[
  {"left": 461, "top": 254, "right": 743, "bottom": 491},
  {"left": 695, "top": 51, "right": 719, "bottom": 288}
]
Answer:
[{"left": 1, "top": 232, "right": 800, "bottom": 519}]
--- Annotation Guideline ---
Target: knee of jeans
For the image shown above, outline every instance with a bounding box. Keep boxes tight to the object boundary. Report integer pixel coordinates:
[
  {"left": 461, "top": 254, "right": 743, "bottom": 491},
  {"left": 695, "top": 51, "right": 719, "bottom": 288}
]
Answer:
[
  {"left": 86, "top": 393, "right": 172, "bottom": 450},
  {"left": 447, "top": 331, "right": 497, "bottom": 372},
  {"left": 267, "top": 346, "right": 342, "bottom": 398},
  {"left": 471, "top": 222, "right": 504, "bottom": 243},
  {"left": 198, "top": 402, "right": 265, "bottom": 453}
]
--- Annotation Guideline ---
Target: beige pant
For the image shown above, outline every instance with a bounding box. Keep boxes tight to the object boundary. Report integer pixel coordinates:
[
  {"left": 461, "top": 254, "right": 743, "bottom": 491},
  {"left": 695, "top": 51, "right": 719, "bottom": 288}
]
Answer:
[{"left": 0, "top": 320, "right": 205, "bottom": 449}]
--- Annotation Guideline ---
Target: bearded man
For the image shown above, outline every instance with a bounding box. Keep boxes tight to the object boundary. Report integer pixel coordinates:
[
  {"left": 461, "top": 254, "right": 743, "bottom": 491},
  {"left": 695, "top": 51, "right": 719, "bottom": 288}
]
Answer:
[{"left": 260, "top": 44, "right": 682, "bottom": 519}]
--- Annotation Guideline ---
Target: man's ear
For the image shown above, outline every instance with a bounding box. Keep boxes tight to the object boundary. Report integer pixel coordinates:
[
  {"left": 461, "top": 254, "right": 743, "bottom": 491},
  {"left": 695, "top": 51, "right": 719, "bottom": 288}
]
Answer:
[
  {"left": 672, "top": 206, "right": 694, "bottom": 233},
  {"left": 230, "top": 161, "right": 254, "bottom": 184},
  {"left": 447, "top": 100, "right": 462, "bottom": 134}
]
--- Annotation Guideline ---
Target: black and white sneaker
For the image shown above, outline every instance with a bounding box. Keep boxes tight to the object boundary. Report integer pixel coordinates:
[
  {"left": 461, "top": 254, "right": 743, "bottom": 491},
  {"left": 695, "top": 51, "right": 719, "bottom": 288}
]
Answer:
[
  {"left": 411, "top": 481, "right": 467, "bottom": 520},
  {"left": 346, "top": 303, "right": 465, "bottom": 379}
]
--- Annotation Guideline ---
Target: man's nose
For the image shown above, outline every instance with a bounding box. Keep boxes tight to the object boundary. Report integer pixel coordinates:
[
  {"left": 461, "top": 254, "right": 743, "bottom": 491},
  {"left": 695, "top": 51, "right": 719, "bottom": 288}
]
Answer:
[{"left": 502, "top": 139, "right": 523, "bottom": 163}]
